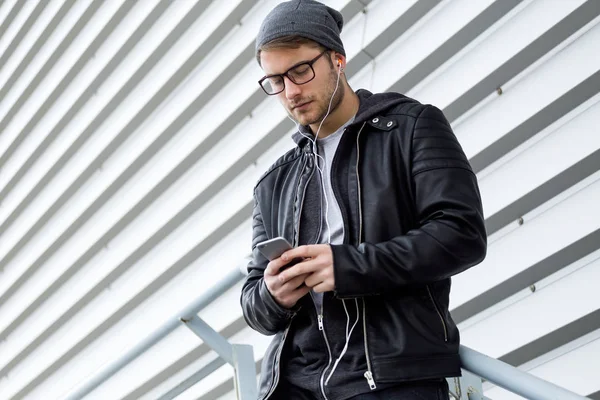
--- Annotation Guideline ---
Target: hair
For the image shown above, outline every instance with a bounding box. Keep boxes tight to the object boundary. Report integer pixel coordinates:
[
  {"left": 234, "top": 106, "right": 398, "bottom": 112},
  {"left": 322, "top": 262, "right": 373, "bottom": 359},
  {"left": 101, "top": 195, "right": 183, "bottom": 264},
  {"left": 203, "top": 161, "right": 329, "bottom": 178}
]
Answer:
[{"left": 256, "top": 35, "right": 331, "bottom": 66}]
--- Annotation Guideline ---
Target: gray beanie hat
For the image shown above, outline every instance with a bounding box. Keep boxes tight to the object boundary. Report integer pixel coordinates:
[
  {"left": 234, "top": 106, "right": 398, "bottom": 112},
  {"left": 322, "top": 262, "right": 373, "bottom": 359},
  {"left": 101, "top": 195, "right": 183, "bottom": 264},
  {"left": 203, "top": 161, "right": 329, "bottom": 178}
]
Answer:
[{"left": 255, "top": 0, "right": 345, "bottom": 61}]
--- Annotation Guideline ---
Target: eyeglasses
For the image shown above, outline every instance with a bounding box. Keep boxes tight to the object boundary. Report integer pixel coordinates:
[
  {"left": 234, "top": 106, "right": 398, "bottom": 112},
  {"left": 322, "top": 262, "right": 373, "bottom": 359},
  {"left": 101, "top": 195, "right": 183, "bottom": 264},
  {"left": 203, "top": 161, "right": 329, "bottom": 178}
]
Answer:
[{"left": 258, "top": 50, "right": 329, "bottom": 95}]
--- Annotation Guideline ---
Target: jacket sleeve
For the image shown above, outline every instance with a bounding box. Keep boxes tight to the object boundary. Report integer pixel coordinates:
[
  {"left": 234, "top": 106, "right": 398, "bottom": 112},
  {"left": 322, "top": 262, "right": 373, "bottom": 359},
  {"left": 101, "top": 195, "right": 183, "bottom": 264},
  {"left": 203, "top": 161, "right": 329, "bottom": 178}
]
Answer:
[
  {"left": 332, "top": 105, "right": 487, "bottom": 297},
  {"left": 240, "top": 191, "right": 297, "bottom": 335}
]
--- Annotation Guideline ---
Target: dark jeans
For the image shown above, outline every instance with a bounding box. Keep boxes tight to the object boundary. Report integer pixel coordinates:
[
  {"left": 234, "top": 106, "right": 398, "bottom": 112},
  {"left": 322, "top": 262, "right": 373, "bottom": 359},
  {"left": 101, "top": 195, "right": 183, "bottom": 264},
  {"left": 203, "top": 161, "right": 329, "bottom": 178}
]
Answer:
[{"left": 272, "top": 379, "right": 450, "bottom": 400}]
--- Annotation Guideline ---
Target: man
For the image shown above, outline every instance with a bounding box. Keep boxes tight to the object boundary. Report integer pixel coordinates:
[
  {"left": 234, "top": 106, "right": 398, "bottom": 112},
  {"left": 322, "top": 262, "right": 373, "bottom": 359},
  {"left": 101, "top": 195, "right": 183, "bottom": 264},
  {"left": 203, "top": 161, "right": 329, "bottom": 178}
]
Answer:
[{"left": 240, "top": 1, "right": 487, "bottom": 399}]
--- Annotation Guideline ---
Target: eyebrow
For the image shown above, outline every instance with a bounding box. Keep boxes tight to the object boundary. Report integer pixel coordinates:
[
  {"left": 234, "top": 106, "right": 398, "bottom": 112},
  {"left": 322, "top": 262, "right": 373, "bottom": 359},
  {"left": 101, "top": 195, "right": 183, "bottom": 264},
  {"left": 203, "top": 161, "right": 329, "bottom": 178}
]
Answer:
[{"left": 264, "top": 57, "right": 314, "bottom": 78}]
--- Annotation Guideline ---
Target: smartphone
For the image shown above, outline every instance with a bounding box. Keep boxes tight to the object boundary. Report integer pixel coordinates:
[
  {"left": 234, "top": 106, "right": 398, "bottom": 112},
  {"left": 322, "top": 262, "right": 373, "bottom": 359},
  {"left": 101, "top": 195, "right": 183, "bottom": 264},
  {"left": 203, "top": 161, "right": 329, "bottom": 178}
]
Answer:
[
  {"left": 256, "top": 236, "right": 293, "bottom": 261},
  {"left": 256, "top": 236, "right": 302, "bottom": 271}
]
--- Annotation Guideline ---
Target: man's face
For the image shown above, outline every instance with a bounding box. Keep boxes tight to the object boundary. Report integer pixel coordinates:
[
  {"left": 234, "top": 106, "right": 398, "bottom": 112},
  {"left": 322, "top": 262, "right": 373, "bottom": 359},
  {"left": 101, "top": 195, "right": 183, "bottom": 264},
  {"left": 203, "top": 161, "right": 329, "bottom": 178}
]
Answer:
[{"left": 260, "top": 45, "right": 343, "bottom": 127}]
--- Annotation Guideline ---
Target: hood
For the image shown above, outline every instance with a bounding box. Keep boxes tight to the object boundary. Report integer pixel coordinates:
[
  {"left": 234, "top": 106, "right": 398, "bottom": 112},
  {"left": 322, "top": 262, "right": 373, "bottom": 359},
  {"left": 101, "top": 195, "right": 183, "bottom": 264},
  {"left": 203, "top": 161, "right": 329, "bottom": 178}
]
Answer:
[{"left": 291, "top": 89, "right": 413, "bottom": 146}]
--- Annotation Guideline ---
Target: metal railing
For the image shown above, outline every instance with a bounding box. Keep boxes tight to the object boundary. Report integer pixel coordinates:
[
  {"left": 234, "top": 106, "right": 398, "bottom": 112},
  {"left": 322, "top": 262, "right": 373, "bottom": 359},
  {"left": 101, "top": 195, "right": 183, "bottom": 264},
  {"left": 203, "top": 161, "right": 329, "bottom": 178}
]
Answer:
[
  {"left": 62, "top": 269, "right": 590, "bottom": 400},
  {"left": 62, "top": 269, "right": 245, "bottom": 400},
  {"left": 449, "top": 346, "right": 589, "bottom": 400}
]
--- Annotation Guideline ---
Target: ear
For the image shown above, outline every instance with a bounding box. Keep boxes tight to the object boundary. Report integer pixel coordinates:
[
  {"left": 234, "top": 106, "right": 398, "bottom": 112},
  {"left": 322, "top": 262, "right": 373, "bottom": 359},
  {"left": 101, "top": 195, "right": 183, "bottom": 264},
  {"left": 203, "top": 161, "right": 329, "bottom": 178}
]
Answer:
[{"left": 333, "top": 54, "right": 345, "bottom": 70}]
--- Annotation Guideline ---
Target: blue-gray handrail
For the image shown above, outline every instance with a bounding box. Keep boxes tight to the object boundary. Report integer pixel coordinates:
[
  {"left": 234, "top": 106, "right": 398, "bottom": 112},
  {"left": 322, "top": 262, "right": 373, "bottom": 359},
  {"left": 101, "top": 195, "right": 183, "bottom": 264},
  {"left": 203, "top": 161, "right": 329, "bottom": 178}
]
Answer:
[
  {"left": 61, "top": 268, "right": 590, "bottom": 400},
  {"left": 62, "top": 268, "right": 244, "bottom": 400},
  {"left": 459, "top": 345, "right": 588, "bottom": 400}
]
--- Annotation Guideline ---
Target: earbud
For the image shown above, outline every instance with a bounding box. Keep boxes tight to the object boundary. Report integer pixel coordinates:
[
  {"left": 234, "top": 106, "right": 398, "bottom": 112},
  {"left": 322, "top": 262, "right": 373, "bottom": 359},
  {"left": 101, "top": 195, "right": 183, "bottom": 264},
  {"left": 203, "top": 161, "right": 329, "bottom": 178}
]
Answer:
[{"left": 337, "top": 59, "right": 342, "bottom": 68}]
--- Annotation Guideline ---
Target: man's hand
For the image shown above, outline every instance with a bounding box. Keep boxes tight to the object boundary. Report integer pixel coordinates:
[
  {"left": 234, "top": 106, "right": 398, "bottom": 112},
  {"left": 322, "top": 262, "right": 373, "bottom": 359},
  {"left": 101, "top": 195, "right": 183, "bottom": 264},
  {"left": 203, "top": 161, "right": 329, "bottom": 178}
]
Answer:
[
  {"left": 264, "top": 255, "right": 311, "bottom": 309},
  {"left": 280, "top": 244, "right": 335, "bottom": 293}
]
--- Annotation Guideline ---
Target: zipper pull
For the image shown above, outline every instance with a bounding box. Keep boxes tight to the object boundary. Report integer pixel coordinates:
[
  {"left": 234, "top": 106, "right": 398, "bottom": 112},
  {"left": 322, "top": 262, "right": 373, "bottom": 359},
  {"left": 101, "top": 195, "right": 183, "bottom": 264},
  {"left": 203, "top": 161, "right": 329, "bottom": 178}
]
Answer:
[
  {"left": 317, "top": 314, "right": 324, "bottom": 331},
  {"left": 364, "top": 371, "right": 376, "bottom": 390}
]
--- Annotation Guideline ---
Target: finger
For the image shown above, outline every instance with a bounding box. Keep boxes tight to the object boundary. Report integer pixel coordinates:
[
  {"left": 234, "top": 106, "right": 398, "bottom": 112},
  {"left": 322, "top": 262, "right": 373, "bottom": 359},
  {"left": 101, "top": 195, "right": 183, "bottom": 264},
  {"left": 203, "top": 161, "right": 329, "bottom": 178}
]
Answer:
[
  {"left": 281, "top": 245, "right": 315, "bottom": 262},
  {"left": 287, "top": 283, "right": 312, "bottom": 302},
  {"left": 312, "top": 280, "right": 333, "bottom": 293},
  {"left": 263, "top": 274, "right": 283, "bottom": 293},
  {"left": 271, "top": 272, "right": 305, "bottom": 292},
  {"left": 275, "top": 275, "right": 310, "bottom": 307},
  {"left": 279, "top": 258, "right": 321, "bottom": 282},
  {"left": 265, "top": 257, "right": 288, "bottom": 276},
  {"left": 280, "top": 274, "right": 308, "bottom": 292},
  {"left": 294, "top": 283, "right": 312, "bottom": 298},
  {"left": 304, "top": 271, "right": 323, "bottom": 289}
]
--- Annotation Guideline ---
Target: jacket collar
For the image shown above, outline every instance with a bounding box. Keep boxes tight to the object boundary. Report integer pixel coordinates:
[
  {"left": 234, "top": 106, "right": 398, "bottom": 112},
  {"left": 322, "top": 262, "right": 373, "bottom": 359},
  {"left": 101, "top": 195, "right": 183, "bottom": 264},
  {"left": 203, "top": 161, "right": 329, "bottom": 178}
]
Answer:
[{"left": 291, "top": 89, "right": 412, "bottom": 146}]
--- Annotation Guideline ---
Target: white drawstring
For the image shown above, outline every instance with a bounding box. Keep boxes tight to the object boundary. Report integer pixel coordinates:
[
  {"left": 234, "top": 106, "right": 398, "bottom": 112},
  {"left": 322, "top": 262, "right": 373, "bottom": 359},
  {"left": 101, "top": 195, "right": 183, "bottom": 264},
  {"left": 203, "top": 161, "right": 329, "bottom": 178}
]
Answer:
[
  {"left": 287, "top": 60, "right": 342, "bottom": 244},
  {"left": 325, "top": 298, "right": 360, "bottom": 385},
  {"left": 287, "top": 59, "right": 351, "bottom": 386}
]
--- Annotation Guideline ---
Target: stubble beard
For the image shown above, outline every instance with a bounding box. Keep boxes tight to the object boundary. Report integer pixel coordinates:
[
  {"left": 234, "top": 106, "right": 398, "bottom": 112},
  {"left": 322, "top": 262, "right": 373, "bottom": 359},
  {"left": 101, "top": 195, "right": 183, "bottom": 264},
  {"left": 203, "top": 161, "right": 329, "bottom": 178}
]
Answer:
[{"left": 291, "top": 69, "right": 345, "bottom": 128}]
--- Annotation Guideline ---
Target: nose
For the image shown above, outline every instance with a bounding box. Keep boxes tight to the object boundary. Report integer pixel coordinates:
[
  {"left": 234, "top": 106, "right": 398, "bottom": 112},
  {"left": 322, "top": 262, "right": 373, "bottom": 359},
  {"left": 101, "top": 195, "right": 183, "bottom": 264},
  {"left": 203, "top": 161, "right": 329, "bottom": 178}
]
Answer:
[{"left": 284, "top": 76, "right": 302, "bottom": 100}]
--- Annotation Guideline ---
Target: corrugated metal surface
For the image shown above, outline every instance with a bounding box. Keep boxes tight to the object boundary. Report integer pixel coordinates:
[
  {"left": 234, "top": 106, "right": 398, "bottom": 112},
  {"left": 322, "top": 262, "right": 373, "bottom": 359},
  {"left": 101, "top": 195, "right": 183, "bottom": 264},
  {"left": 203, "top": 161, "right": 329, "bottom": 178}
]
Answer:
[{"left": 0, "top": 0, "right": 598, "bottom": 399}]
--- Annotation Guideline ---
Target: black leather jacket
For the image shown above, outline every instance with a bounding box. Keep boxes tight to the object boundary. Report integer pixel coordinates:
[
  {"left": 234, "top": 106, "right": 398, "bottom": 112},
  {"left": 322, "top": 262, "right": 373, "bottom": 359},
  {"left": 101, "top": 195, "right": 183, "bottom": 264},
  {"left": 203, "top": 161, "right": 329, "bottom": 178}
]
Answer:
[{"left": 241, "top": 90, "right": 487, "bottom": 399}]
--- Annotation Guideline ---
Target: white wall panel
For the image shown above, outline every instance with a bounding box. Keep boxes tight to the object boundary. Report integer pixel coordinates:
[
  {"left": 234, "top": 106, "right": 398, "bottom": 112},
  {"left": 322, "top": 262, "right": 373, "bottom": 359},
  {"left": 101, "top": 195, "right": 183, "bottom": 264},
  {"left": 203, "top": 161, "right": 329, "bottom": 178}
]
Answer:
[
  {"left": 0, "top": 0, "right": 166, "bottom": 325},
  {"left": 36, "top": 221, "right": 251, "bottom": 400},
  {"left": 478, "top": 93, "right": 600, "bottom": 218},
  {"left": 460, "top": 250, "right": 600, "bottom": 358},
  {"left": 0, "top": 0, "right": 64, "bottom": 100},
  {"left": 0, "top": 0, "right": 37, "bottom": 60},
  {"left": 485, "top": 328, "right": 600, "bottom": 399},
  {"left": 372, "top": 0, "right": 496, "bottom": 94},
  {"left": 452, "top": 169, "right": 600, "bottom": 309},
  {"left": 0, "top": 0, "right": 123, "bottom": 166},
  {"left": 0, "top": 0, "right": 18, "bottom": 28},
  {"left": 0, "top": 0, "right": 247, "bottom": 333},
  {"left": 454, "top": 15, "right": 600, "bottom": 159},
  {"left": 408, "top": 0, "right": 584, "bottom": 108},
  {"left": 80, "top": 286, "right": 248, "bottom": 400},
  {"left": 0, "top": 0, "right": 598, "bottom": 399},
  {"left": 0, "top": 0, "right": 161, "bottom": 196}
]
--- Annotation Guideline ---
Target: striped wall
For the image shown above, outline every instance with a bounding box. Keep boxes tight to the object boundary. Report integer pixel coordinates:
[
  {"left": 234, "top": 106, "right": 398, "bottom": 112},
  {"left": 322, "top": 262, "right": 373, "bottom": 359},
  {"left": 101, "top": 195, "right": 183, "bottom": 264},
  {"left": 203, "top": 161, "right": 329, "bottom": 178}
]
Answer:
[{"left": 0, "top": 0, "right": 598, "bottom": 399}]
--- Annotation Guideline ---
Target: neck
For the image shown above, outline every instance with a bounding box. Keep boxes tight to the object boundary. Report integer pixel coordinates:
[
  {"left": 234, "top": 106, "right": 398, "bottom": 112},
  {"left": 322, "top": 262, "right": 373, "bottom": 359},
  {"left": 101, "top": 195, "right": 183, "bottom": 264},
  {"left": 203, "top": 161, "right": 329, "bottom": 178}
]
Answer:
[{"left": 310, "top": 85, "right": 359, "bottom": 139}]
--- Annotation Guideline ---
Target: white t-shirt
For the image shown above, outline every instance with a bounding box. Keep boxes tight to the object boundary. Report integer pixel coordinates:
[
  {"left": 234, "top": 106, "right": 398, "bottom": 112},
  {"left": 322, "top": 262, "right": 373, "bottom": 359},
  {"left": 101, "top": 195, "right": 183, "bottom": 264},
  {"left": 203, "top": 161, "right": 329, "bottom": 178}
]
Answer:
[{"left": 312, "top": 116, "right": 355, "bottom": 310}]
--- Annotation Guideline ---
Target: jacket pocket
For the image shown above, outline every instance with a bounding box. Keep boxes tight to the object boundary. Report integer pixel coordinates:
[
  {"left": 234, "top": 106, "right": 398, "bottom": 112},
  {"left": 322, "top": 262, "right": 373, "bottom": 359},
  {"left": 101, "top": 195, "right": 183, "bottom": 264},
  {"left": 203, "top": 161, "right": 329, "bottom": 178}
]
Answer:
[
  {"left": 425, "top": 285, "right": 448, "bottom": 342},
  {"left": 368, "top": 290, "right": 451, "bottom": 360}
]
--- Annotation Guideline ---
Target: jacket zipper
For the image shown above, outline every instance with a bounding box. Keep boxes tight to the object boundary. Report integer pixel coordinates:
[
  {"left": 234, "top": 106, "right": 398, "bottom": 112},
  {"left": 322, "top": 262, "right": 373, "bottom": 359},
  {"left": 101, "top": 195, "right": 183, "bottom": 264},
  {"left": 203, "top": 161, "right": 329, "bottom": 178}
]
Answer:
[
  {"left": 356, "top": 123, "right": 376, "bottom": 390},
  {"left": 426, "top": 285, "right": 448, "bottom": 342},
  {"left": 312, "top": 293, "right": 332, "bottom": 400},
  {"left": 310, "top": 141, "right": 332, "bottom": 399},
  {"left": 264, "top": 153, "right": 312, "bottom": 400},
  {"left": 294, "top": 156, "right": 311, "bottom": 246}
]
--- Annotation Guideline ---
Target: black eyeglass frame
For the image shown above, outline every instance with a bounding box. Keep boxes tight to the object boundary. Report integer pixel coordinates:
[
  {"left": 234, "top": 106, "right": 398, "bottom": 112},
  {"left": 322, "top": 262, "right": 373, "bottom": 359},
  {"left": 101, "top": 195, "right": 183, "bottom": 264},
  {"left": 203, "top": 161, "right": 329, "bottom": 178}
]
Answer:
[{"left": 258, "top": 50, "right": 330, "bottom": 95}]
